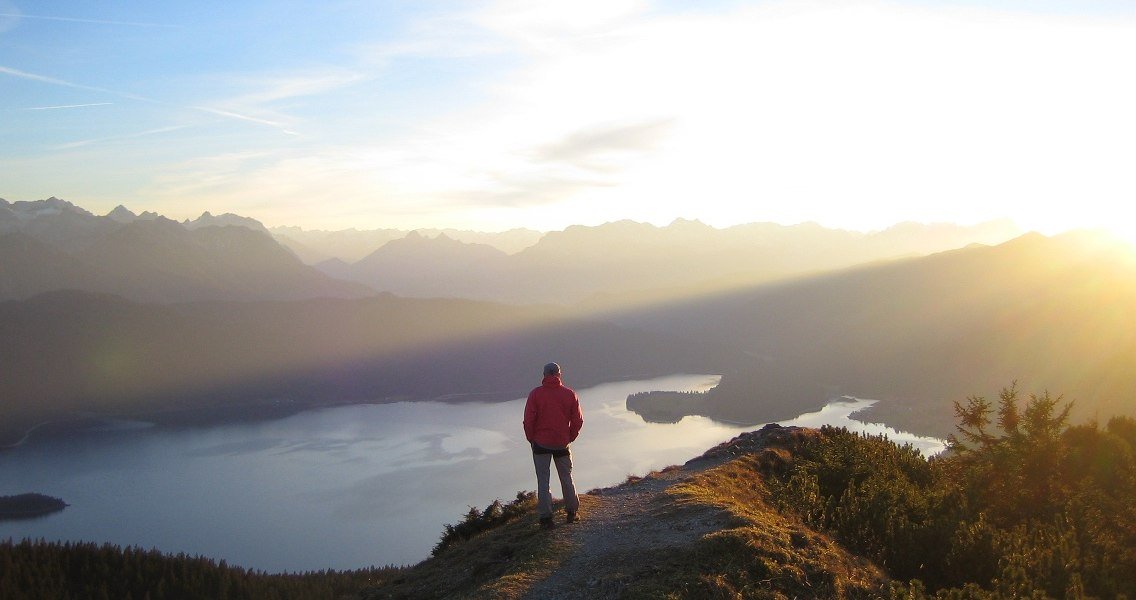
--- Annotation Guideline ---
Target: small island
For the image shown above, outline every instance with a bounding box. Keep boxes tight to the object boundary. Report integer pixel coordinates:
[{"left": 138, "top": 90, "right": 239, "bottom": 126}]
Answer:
[
  {"left": 626, "top": 390, "right": 709, "bottom": 423},
  {"left": 0, "top": 493, "right": 69, "bottom": 521}
]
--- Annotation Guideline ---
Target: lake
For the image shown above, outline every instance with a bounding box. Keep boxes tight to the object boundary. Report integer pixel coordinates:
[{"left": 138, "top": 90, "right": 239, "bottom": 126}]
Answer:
[{"left": 0, "top": 375, "right": 942, "bottom": 572}]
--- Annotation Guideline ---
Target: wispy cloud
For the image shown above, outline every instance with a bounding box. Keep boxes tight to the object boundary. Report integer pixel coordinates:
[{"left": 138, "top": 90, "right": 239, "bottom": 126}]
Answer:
[
  {"left": 0, "top": 65, "right": 149, "bottom": 100},
  {"left": 0, "top": 12, "right": 177, "bottom": 28},
  {"left": 24, "top": 102, "right": 113, "bottom": 111},
  {"left": 192, "top": 106, "right": 299, "bottom": 136},
  {"left": 185, "top": 69, "right": 366, "bottom": 137},
  {"left": 535, "top": 119, "right": 675, "bottom": 172},
  {"left": 54, "top": 125, "right": 189, "bottom": 150},
  {"left": 225, "top": 70, "right": 366, "bottom": 106},
  {"left": 2, "top": 65, "right": 302, "bottom": 136},
  {"left": 2, "top": 65, "right": 102, "bottom": 89}
]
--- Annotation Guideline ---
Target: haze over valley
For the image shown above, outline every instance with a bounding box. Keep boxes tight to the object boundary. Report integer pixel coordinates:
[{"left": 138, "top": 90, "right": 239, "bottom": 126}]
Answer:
[{"left": 3, "top": 196, "right": 1135, "bottom": 446}]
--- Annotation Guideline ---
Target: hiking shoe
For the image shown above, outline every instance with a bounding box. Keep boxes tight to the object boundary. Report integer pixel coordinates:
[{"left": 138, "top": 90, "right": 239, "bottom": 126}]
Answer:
[
  {"left": 566, "top": 511, "right": 577, "bottom": 524},
  {"left": 540, "top": 517, "right": 556, "bottom": 530}
]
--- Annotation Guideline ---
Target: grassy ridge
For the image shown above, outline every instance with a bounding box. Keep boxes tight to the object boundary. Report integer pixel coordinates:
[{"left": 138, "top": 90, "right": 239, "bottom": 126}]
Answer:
[{"left": 627, "top": 442, "right": 890, "bottom": 599}]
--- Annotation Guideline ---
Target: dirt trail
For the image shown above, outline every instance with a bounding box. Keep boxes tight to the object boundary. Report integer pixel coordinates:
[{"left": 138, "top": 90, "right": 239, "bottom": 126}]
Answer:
[{"left": 521, "top": 425, "right": 789, "bottom": 599}]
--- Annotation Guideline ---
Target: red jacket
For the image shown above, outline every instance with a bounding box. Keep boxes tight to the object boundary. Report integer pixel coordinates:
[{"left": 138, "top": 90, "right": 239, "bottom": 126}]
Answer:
[{"left": 523, "top": 375, "right": 583, "bottom": 448}]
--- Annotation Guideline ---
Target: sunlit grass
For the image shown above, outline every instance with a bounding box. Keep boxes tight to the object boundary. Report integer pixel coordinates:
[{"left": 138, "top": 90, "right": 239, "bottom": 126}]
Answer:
[{"left": 615, "top": 451, "right": 888, "bottom": 599}]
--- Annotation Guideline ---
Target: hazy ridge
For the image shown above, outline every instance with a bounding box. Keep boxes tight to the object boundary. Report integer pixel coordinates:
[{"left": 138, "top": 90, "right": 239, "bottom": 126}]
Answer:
[
  {"left": 1, "top": 198, "right": 370, "bottom": 303},
  {"left": 618, "top": 231, "right": 1136, "bottom": 436},
  {"left": 299, "top": 217, "right": 1023, "bottom": 305},
  {"left": 0, "top": 290, "right": 726, "bottom": 446}
]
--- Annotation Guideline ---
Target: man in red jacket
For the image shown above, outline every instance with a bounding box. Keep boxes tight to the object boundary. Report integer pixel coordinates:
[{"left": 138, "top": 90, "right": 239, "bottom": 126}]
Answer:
[{"left": 523, "top": 361, "right": 584, "bottom": 528}]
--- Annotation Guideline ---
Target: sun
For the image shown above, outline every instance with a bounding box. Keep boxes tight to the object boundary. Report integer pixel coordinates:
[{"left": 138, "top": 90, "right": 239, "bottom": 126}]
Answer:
[
  {"left": 1086, "top": 223, "right": 1136, "bottom": 256},
  {"left": 1024, "top": 210, "right": 1136, "bottom": 253},
  {"left": 1110, "top": 226, "right": 1136, "bottom": 250}
]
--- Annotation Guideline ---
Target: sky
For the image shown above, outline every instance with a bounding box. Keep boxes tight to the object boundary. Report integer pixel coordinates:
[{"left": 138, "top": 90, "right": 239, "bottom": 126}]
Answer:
[{"left": 2, "top": 0, "right": 1135, "bottom": 236}]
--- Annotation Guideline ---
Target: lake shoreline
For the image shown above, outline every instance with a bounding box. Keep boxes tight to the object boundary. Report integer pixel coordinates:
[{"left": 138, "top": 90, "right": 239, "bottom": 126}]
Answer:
[
  {"left": 4, "top": 387, "right": 947, "bottom": 452},
  {"left": 0, "top": 374, "right": 945, "bottom": 572},
  {"left": 0, "top": 389, "right": 529, "bottom": 450}
]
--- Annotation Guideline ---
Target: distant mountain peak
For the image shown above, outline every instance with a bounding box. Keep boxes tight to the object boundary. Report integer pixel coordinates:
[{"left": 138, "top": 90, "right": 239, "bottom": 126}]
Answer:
[
  {"left": 11, "top": 197, "right": 93, "bottom": 218},
  {"left": 669, "top": 217, "right": 710, "bottom": 227},
  {"left": 106, "top": 205, "right": 137, "bottom": 223},
  {"left": 185, "top": 211, "right": 268, "bottom": 233}
]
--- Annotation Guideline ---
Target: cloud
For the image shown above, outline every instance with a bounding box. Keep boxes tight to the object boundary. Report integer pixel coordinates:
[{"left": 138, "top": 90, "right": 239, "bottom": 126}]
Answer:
[
  {"left": 143, "top": 149, "right": 379, "bottom": 224},
  {"left": 0, "top": 1, "right": 18, "bottom": 33},
  {"left": 354, "top": 10, "right": 510, "bottom": 66},
  {"left": 225, "top": 70, "right": 366, "bottom": 106},
  {"left": 420, "top": 120, "right": 677, "bottom": 212},
  {"left": 192, "top": 106, "right": 299, "bottom": 136},
  {"left": 0, "top": 64, "right": 156, "bottom": 109},
  {"left": 24, "top": 102, "right": 113, "bottom": 110},
  {"left": 1, "top": 65, "right": 118, "bottom": 94},
  {"left": 54, "top": 125, "right": 189, "bottom": 150},
  {"left": 441, "top": 0, "right": 1136, "bottom": 231},
  {"left": 535, "top": 119, "right": 675, "bottom": 171},
  {"left": 79, "top": 0, "right": 1136, "bottom": 235},
  {"left": 0, "top": 12, "right": 177, "bottom": 28},
  {"left": 188, "top": 69, "right": 367, "bottom": 137},
  {"left": 475, "top": 0, "right": 650, "bottom": 49},
  {"left": 1, "top": 64, "right": 316, "bottom": 137},
  {"left": 445, "top": 171, "right": 617, "bottom": 210}
]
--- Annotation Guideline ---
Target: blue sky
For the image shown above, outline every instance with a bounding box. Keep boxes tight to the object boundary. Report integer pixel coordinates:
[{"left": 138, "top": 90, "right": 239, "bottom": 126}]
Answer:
[{"left": 3, "top": 1, "right": 1135, "bottom": 236}]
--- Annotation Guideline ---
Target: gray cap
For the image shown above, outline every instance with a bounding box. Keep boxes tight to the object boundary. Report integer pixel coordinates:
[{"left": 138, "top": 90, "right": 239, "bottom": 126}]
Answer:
[{"left": 543, "top": 362, "right": 561, "bottom": 376}]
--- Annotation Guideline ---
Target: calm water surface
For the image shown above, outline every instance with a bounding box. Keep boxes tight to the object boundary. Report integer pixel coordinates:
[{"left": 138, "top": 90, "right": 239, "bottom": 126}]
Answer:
[{"left": 0, "top": 375, "right": 941, "bottom": 572}]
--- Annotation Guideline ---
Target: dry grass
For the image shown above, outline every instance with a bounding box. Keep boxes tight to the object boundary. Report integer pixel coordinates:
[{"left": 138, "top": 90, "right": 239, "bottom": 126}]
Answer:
[
  {"left": 619, "top": 454, "right": 890, "bottom": 599},
  {"left": 360, "top": 496, "right": 575, "bottom": 600}
]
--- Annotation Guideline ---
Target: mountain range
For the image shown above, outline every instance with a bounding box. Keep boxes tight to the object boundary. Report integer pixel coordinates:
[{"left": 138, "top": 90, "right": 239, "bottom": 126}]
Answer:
[
  {"left": 306, "top": 217, "right": 1023, "bottom": 305},
  {"left": 271, "top": 225, "right": 543, "bottom": 263},
  {"left": 2, "top": 196, "right": 1022, "bottom": 307},
  {"left": 1, "top": 198, "right": 370, "bottom": 303},
  {"left": 3, "top": 196, "right": 1134, "bottom": 444}
]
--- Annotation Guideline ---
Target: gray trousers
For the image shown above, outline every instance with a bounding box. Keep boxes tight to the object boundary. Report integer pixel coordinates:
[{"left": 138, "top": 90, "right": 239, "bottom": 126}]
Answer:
[{"left": 533, "top": 451, "right": 579, "bottom": 519}]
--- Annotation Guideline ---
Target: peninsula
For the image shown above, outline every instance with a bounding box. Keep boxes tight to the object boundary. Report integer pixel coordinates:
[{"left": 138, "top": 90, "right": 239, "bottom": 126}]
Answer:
[{"left": 0, "top": 493, "right": 68, "bottom": 521}]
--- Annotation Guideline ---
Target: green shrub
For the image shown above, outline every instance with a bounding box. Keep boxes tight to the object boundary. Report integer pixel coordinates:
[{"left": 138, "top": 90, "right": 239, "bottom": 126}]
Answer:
[
  {"left": 766, "top": 385, "right": 1136, "bottom": 598},
  {"left": 432, "top": 491, "right": 536, "bottom": 556}
]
